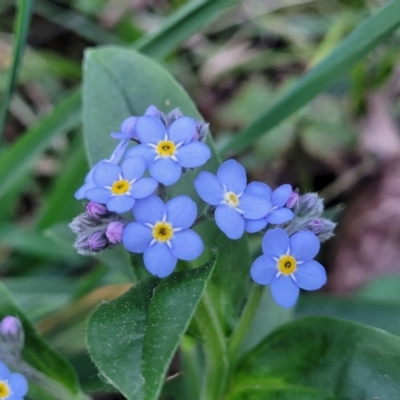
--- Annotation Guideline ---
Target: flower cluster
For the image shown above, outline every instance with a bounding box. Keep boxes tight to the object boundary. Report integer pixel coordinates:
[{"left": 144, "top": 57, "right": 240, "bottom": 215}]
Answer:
[
  {"left": 71, "top": 105, "right": 335, "bottom": 307},
  {"left": 0, "top": 361, "right": 28, "bottom": 400}
]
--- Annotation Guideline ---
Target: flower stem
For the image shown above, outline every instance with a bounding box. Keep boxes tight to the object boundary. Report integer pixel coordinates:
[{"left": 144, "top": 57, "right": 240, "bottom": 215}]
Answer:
[
  {"left": 158, "top": 184, "right": 167, "bottom": 202},
  {"left": 192, "top": 214, "right": 207, "bottom": 227},
  {"left": 194, "top": 292, "right": 228, "bottom": 400},
  {"left": 227, "top": 283, "right": 264, "bottom": 365}
]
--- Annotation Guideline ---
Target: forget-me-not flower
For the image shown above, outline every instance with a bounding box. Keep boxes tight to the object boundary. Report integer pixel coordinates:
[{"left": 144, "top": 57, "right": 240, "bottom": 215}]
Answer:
[
  {"left": 111, "top": 105, "right": 161, "bottom": 141},
  {"left": 75, "top": 139, "right": 129, "bottom": 200},
  {"left": 244, "top": 183, "right": 294, "bottom": 233},
  {"left": 250, "top": 228, "right": 327, "bottom": 308},
  {"left": 194, "top": 159, "right": 270, "bottom": 239},
  {"left": 0, "top": 361, "right": 28, "bottom": 400},
  {"left": 125, "top": 116, "right": 211, "bottom": 185},
  {"left": 122, "top": 195, "right": 203, "bottom": 278},
  {"left": 85, "top": 156, "right": 158, "bottom": 213}
]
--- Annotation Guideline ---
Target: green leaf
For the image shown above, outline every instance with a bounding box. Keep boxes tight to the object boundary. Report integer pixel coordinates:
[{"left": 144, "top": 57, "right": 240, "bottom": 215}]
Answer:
[
  {"left": 237, "top": 316, "right": 400, "bottom": 400},
  {"left": 223, "top": 0, "right": 400, "bottom": 154},
  {"left": 83, "top": 47, "right": 250, "bottom": 329},
  {"left": 0, "top": 0, "right": 34, "bottom": 141},
  {"left": 0, "top": 88, "right": 81, "bottom": 199},
  {"left": 0, "top": 282, "right": 83, "bottom": 400},
  {"left": 87, "top": 258, "right": 216, "bottom": 400}
]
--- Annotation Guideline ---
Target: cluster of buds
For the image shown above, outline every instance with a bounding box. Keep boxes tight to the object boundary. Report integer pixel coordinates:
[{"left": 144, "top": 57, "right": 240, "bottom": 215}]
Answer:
[
  {"left": 69, "top": 201, "right": 126, "bottom": 255},
  {"left": 285, "top": 192, "right": 336, "bottom": 241}
]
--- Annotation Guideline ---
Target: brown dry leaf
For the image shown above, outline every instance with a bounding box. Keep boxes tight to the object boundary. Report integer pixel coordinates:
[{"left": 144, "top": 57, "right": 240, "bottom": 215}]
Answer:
[{"left": 328, "top": 93, "right": 400, "bottom": 294}]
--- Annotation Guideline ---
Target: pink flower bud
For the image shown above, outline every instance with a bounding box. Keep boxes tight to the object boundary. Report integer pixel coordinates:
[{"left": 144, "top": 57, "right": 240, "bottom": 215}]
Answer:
[
  {"left": 86, "top": 201, "right": 107, "bottom": 219},
  {"left": 106, "top": 221, "right": 124, "bottom": 244},
  {"left": 308, "top": 219, "right": 324, "bottom": 234},
  {"left": 286, "top": 191, "right": 299, "bottom": 209},
  {"left": 0, "top": 316, "right": 21, "bottom": 337},
  {"left": 88, "top": 232, "right": 108, "bottom": 251}
]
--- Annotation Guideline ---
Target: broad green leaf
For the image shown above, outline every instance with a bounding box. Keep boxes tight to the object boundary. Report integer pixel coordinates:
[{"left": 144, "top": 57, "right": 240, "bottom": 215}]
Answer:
[
  {"left": 87, "top": 258, "right": 216, "bottom": 400},
  {"left": 237, "top": 316, "right": 400, "bottom": 400},
  {"left": 83, "top": 47, "right": 250, "bottom": 330},
  {"left": 223, "top": 0, "right": 400, "bottom": 154},
  {"left": 0, "top": 282, "right": 84, "bottom": 400}
]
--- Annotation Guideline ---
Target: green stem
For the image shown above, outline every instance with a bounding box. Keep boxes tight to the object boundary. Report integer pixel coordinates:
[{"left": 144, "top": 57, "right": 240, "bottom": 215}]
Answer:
[
  {"left": 194, "top": 293, "right": 228, "bottom": 400},
  {"left": 19, "top": 361, "right": 90, "bottom": 400},
  {"left": 227, "top": 283, "right": 264, "bottom": 365}
]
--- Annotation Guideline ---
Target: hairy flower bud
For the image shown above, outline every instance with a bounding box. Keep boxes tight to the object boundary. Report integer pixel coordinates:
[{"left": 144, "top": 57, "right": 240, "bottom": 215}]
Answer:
[
  {"left": 88, "top": 232, "right": 108, "bottom": 252},
  {"left": 296, "top": 193, "right": 324, "bottom": 217},
  {"left": 0, "top": 316, "right": 24, "bottom": 353},
  {"left": 307, "top": 219, "right": 324, "bottom": 234}
]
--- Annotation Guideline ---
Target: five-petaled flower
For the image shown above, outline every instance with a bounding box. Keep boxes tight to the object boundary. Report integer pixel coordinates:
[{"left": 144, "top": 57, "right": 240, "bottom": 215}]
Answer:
[
  {"left": 75, "top": 139, "right": 129, "bottom": 200},
  {"left": 194, "top": 159, "right": 270, "bottom": 239},
  {"left": 244, "top": 183, "right": 294, "bottom": 233},
  {"left": 0, "top": 361, "right": 28, "bottom": 400},
  {"left": 125, "top": 116, "right": 211, "bottom": 185},
  {"left": 250, "top": 228, "right": 327, "bottom": 308},
  {"left": 122, "top": 195, "right": 203, "bottom": 277},
  {"left": 85, "top": 156, "right": 158, "bottom": 213}
]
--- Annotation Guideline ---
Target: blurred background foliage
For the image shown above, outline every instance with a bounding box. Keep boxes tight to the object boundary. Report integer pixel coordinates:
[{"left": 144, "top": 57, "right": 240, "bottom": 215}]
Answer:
[{"left": 1, "top": 0, "right": 400, "bottom": 398}]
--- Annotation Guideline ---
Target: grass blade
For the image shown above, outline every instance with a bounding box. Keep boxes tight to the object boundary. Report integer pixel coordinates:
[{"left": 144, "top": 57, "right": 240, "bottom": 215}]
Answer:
[
  {"left": 222, "top": 0, "right": 400, "bottom": 155},
  {"left": 0, "top": 0, "right": 34, "bottom": 144}
]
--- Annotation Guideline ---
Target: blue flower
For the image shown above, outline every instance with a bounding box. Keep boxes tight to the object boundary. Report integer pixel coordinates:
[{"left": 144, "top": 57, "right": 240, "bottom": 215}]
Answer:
[
  {"left": 125, "top": 116, "right": 211, "bottom": 185},
  {"left": 111, "top": 105, "right": 161, "bottom": 141},
  {"left": 122, "top": 195, "right": 203, "bottom": 278},
  {"left": 250, "top": 228, "right": 327, "bottom": 308},
  {"left": 0, "top": 361, "right": 28, "bottom": 400},
  {"left": 194, "top": 160, "right": 271, "bottom": 239},
  {"left": 75, "top": 139, "right": 129, "bottom": 200},
  {"left": 244, "top": 183, "right": 294, "bottom": 233},
  {"left": 85, "top": 156, "right": 158, "bottom": 213}
]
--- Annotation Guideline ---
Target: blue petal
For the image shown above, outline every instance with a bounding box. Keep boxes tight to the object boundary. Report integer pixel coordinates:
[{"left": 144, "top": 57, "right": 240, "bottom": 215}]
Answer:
[
  {"left": 215, "top": 205, "right": 244, "bottom": 239},
  {"left": 120, "top": 116, "right": 137, "bottom": 136},
  {"left": 171, "top": 230, "right": 203, "bottom": 260},
  {"left": 121, "top": 156, "right": 145, "bottom": 181},
  {"left": 250, "top": 255, "right": 278, "bottom": 285},
  {"left": 144, "top": 243, "right": 177, "bottom": 278},
  {"left": 294, "top": 260, "right": 327, "bottom": 290},
  {"left": 194, "top": 171, "right": 223, "bottom": 205},
  {"left": 289, "top": 230, "right": 320, "bottom": 262},
  {"left": 109, "top": 139, "right": 129, "bottom": 163},
  {"left": 125, "top": 144, "right": 155, "bottom": 167},
  {"left": 0, "top": 361, "right": 10, "bottom": 379},
  {"left": 266, "top": 208, "right": 294, "bottom": 225},
  {"left": 86, "top": 188, "right": 110, "bottom": 204},
  {"left": 167, "top": 117, "right": 196, "bottom": 144},
  {"left": 135, "top": 116, "right": 165, "bottom": 144},
  {"left": 166, "top": 196, "right": 197, "bottom": 228},
  {"left": 150, "top": 157, "right": 181, "bottom": 185},
  {"left": 107, "top": 195, "right": 135, "bottom": 213},
  {"left": 271, "top": 184, "right": 292, "bottom": 207},
  {"left": 7, "top": 395, "right": 24, "bottom": 400},
  {"left": 122, "top": 222, "right": 152, "bottom": 253},
  {"left": 145, "top": 105, "right": 160, "bottom": 117},
  {"left": 75, "top": 180, "right": 96, "bottom": 200},
  {"left": 9, "top": 373, "right": 28, "bottom": 396},
  {"left": 217, "top": 159, "right": 247, "bottom": 193},
  {"left": 261, "top": 228, "right": 289, "bottom": 257},
  {"left": 245, "top": 218, "right": 267, "bottom": 233},
  {"left": 133, "top": 195, "right": 165, "bottom": 224},
  {"left": 245, "top": 181, "right": 272, "bottom": 198},
  {"left": 270, "top": 275, "right": 299, "bottom": 308},
  {"left": 131, "top": 178, "right": 158, "bottom": 199},
  {"left": 111, "top": 131, "right": 130, "bottom": 139},
  {"left": 239, "top": 193, "right": 270, "bottom": 219},
  {"left": 93, "top": 162, "right": 120, "bottom": 187},
  {"left": 176, "top": 142, "right": 211, "bottom": 168}
]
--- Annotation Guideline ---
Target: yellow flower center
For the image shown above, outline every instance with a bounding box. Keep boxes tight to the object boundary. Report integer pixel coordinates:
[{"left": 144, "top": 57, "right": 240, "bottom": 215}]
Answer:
[
  {"left": 0, "top": 381, "right": 10, "bottom": 398},
  {"left": 152, "top": 222, "right": 173, "bottom": 242},
  {"left": 224, "top": 191, "right": 239, "bottom": 208},
  {"left": 278, "top": 255, "right": 297, "bottom": 275},
  {"left": 156, "top": 140, "right": 176, "bottom": 157},
  {"left": 111, "top": 179, "right": 130, "bottom": 195}
]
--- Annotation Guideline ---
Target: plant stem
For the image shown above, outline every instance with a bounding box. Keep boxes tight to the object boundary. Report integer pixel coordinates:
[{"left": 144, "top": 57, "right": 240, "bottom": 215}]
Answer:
[
  {"left": 158, "top": 184, "right": 167, "bottom": 202},
  {"left": 227, "top": 283, "right": 264, "bottom": 365},
  {"left": 194, "top": 293, "right": 228, "bottom": 400}
]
